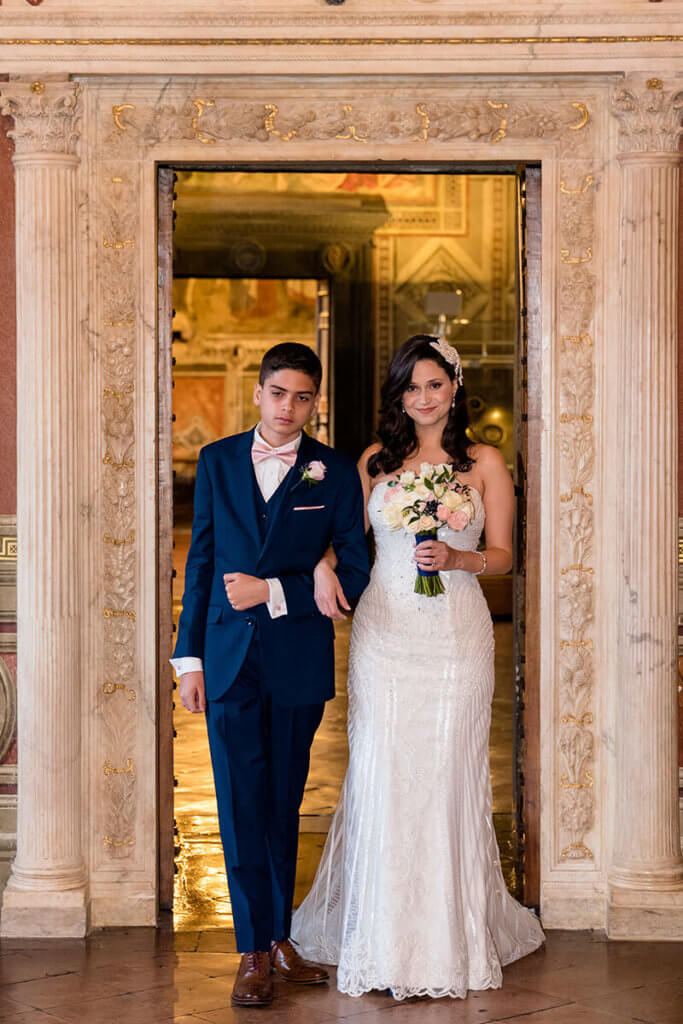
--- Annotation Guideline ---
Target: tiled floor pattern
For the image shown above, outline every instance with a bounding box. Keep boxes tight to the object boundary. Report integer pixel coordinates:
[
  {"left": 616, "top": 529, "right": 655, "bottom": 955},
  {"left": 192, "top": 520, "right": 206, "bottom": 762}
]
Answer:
[{"left": 1, "top": 928, "right": 681, "bottom": 1023}]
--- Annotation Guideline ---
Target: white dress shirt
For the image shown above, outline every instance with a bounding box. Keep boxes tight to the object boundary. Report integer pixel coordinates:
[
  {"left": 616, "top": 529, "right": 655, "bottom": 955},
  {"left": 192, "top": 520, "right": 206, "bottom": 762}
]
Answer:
[{"left": 170, "top": 425, "right": 300, "bottom": 678}]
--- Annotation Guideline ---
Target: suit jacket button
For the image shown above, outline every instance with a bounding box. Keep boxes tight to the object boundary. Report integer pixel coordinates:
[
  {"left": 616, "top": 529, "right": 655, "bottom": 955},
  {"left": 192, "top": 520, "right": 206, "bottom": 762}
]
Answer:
[{"left": 246, "top": 617, "right": 254, "bottom": 626}]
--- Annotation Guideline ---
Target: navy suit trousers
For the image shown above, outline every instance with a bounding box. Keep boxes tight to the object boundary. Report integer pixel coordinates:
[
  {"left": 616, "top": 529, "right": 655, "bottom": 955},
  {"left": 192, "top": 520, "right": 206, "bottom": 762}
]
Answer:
[{"left": 205, "top": 631, "right": 325, "bottom": 951}]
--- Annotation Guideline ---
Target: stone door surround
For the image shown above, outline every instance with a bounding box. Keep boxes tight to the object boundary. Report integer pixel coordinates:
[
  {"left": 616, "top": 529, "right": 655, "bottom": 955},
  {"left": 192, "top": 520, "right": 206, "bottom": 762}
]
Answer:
[{"left": 0, "top": 71, "right": 680, "bottom": 939}]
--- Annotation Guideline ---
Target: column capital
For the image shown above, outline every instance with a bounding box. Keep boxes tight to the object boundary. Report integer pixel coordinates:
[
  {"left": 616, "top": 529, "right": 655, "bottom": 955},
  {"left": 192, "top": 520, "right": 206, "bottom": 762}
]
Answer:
[
  {"left": 0, "top": 80, "right": 81, "bottom": 159},
  {"left": 611, "top": 75, "right": 683, "bottom": 156}
]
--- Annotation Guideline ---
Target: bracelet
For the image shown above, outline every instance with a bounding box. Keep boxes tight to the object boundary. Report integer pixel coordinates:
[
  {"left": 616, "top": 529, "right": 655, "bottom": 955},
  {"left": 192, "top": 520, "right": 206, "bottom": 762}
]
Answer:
[{"left": 474, "top": 550, "right": 487, "bottom": 575}]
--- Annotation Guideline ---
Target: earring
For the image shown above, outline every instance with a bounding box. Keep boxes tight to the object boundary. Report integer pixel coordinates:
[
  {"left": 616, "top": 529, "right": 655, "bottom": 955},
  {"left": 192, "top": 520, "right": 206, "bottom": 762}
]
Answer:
[
  {"left": 401, "top": 402, "right": 406, "bottom": 414},
  {"left": 451, "top": 396, "right": 456, "bottom": 408}
]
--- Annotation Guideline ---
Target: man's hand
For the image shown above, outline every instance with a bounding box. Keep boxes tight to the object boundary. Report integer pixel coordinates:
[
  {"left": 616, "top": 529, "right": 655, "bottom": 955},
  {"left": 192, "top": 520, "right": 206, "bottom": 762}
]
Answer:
[
  {"left": 178, "top": 670, "right": 206, "bottom": 714},
  {"left": 223, "top": 572, "right": 270, "bottom": 611},
  {"left": 314, "top": 562, "right": 351, "bottom": 621}
]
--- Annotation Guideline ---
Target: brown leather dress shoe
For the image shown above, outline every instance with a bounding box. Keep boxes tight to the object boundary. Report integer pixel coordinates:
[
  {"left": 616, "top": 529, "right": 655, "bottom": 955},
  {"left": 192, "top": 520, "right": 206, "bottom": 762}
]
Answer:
[
  {"left": 231, "top": 951, "right": 274, "bottom": 1007},
  {"left": 270, "top": 939, "right": 329, "bottom": 984}
]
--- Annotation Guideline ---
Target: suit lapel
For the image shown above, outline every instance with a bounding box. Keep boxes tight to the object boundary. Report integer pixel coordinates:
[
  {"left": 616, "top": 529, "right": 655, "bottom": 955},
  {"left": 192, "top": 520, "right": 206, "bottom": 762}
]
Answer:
[
  {"left": 257, "top": 431, "right": 314, "bottom": 564},
  {"left": 230, "top": 428, "right": 262, "bottom": 555}
]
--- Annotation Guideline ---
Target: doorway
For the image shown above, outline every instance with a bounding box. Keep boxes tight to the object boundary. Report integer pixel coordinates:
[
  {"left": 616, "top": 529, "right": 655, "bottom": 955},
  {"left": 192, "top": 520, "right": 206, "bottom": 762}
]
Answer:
[{"left": 157, "top": 166, "right": 540, "bottom": 929}]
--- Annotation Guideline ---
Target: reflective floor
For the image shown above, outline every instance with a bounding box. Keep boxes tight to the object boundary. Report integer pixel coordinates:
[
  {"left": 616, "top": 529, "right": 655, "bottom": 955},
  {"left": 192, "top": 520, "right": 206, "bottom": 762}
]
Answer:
[
  {"left": 173, "top": 529, "right": 518, "bottom": 931},
  {"left": 2, "top": 929, "right": 682, "bottom": 1023}
]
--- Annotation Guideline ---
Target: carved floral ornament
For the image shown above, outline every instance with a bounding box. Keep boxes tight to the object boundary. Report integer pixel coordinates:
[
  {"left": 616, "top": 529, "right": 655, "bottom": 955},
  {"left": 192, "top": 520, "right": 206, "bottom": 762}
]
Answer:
[
  {"left": 0, "top": 80, "right": 81, "bottom": 156},
  {"left": 611, "top": 78, "right": 683, "bottom": 153},
  {"left": 104, "top": 95, "right": 592, "bottom": 149}
]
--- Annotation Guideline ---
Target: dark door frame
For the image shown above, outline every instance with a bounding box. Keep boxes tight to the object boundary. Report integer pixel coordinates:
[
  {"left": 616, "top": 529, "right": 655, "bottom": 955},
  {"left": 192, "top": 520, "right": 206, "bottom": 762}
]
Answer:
[{"left": 156, "top": 161, "right": 542, "bottom": 913}]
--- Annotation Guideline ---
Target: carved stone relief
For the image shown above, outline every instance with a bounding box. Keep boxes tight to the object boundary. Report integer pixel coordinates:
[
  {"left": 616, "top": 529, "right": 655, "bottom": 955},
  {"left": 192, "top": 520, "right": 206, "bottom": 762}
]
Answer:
[{"left": 557, "top": 158, "right": 598, "bottom": 863}]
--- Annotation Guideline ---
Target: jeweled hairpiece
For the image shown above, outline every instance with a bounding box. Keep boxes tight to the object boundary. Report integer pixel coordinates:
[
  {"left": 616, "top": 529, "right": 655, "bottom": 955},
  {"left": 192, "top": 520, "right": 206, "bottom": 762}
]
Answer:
[{"left": 430, "top": 335, "right": 464, "bottom": 386}]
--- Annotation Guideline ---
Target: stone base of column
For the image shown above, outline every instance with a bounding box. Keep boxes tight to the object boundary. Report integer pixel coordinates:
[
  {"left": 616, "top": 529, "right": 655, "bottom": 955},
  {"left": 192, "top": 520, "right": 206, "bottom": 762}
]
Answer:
[
  {"left": 607, "top": 886, "right": 683, "bottom": 940},
  {"left": 0, "top": 887, "right": 88, "bottom": 938}
]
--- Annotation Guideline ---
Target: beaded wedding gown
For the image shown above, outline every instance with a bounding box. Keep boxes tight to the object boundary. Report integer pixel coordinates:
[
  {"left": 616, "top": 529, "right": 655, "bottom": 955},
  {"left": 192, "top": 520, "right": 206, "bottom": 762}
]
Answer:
[{"left": 291, "top": 480, "right": 544, "bottom": 1000}]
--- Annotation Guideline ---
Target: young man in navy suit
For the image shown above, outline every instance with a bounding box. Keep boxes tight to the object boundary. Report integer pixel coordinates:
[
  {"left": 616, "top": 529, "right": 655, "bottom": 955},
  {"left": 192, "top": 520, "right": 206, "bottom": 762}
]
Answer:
[{"left": 171, "top": 343, "right": 370, "bottom": 1008}]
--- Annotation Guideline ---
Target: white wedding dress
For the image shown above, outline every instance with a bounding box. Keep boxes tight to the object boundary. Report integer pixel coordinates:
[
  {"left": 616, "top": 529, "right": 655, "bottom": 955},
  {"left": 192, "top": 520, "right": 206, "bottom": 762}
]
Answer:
[{"left": 291, "top": 480, "right": 544, "bottom": 1000}]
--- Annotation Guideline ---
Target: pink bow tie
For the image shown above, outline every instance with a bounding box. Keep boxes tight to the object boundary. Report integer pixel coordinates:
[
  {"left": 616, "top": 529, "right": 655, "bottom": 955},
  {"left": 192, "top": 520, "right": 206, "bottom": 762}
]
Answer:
[{"left": 252, "top": 441, "right": 298, "bottom": 468}]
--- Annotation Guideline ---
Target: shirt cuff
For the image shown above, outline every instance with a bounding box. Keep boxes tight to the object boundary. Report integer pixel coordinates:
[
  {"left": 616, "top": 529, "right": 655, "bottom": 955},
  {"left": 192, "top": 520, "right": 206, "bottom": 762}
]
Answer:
[
  {"left": 170, "top": 657, "right": 204, "bottom": 677},
  {"left": 266, "top": 577, "right": 288, "bottom": 618}
]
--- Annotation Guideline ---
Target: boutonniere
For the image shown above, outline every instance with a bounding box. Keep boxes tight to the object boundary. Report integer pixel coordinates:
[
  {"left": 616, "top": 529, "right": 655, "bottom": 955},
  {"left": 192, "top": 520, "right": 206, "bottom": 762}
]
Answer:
[{"left": 300, "top": 460, "right": 326, "bottom": 487}]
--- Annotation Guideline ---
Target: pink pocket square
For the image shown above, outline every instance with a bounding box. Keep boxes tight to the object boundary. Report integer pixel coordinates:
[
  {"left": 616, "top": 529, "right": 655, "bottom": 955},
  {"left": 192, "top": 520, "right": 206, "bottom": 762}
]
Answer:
[{"left": 293, "top": 505, "right": 325, "bottom": 511}]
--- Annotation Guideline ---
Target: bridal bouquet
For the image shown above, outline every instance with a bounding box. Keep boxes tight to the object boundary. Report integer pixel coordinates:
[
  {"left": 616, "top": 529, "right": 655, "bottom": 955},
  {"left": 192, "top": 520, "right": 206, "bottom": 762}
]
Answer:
[{"left": 380, "top": 463, "right": 476, "bottom": 596}]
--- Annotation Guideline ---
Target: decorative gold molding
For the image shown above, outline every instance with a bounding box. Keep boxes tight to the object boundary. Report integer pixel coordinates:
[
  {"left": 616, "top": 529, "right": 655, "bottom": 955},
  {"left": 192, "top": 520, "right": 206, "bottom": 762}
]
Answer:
[
  {"left": 560, "top": 638, "right": 595, "bottom": 650},
  {"left": 112, "top": 103, "right": 134, "bottom": 131},
  {"left": 103, "top": 607, "right": 136, "bottom": 622},
  {"left": 1, "top": 35, "right": 682, "bottom": 46},
  {"left": 561, "top": 770, "right": 594, "bottom": 789},
  {"left": 568, "top": 102, "right": 590, "bottom": 131},
  {"left": 103, "top": 530, "right": 135, "bottom": 545},
  {"left": 103, "top": 835, "right": 135, "bottom": 847},
  {"left": 560, "top": 487, "right": 593, "bottom": 504},
  {"left": 102, "top": 452, "right": 134, "bottom": 469},
  {"left": 562, "top": 712, "right": 594, "bottom": 726},
  {"left": 336, "top": 105, "right": 367, "bottom": 143},
  {"left": 561, "top": 247, "right": 593, "bottom": 264},
  {"left": 561, "top": 333, "right": 593, "bottom": 347},
  {"left": 560, "top": 175, "right": 595, "bottom": 194},
  {"left": 102, "top": 682, "right": 137, "bottom": 701},
  {"left": 192, "top": 99, "right": 216, "bottom": 144},
  {"left": 104, "top": 758, "right": 135, "bottom": 777},
  {"left": 103, "top": 237, "right": 135, "bottom": 249},
  {"left": 560, "top": 564, "right": 595, "bottom": 575},
  {"left": 264, "top": 103, "right": 297, "bottom": 142},
  {"left": 414, "top": 102, "right": 430, "bottom": 142},
  {"left": 561, "top": 842, "right": 594, "bottom": 860}
]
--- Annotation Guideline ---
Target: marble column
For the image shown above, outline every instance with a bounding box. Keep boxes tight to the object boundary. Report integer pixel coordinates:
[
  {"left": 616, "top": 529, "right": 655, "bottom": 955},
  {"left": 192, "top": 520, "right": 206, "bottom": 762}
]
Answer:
[
  {"left": 0, "top": 79, "right": 86, "bottom": 937},
  {"left": 609, "top": 76, "right": 683, "bottom": 938}
]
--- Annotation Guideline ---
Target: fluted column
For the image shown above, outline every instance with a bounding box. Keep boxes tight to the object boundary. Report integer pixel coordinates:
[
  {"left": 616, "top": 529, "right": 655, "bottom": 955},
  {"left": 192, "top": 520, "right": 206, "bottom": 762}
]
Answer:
[
  {"left": 0, "top": 79, "right": 86, "bottom": 937},
  {"left": 608, "top": 76, "right": 683, "bottom": 938}
]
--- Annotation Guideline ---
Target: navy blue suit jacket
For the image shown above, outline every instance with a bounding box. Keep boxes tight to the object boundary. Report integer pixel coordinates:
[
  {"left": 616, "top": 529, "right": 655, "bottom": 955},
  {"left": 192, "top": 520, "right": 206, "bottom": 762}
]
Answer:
[{"left": 173, "top": 428, "right": 370, "bottom": 706}]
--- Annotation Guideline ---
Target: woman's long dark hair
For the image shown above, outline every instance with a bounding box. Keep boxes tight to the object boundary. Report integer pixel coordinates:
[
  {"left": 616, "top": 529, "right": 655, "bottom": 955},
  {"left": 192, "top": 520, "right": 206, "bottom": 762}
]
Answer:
[{"left": 368, "top": 334, "right": 475, "bottom": 478}]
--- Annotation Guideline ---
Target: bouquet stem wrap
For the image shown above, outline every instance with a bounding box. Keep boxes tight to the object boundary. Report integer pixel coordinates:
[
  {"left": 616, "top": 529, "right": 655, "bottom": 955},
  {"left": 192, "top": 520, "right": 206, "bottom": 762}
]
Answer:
[{"left": 414, "top": 530, "right": 445, "bottom": 596}]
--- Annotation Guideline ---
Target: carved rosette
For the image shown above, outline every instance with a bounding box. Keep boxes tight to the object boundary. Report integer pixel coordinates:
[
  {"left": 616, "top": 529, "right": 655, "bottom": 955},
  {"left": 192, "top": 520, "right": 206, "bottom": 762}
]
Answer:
[
  {"left": 557, "top": 163, "right": 598, "bottom": 863},
  {"left": 0, "top": 80, "right": 81, "bottom": 157},
  {"left": 611, "top": 77, "right": 683, "bottom": 154},
  {"left": 98, "top": 160, "right": 139, "bottom": 861}
]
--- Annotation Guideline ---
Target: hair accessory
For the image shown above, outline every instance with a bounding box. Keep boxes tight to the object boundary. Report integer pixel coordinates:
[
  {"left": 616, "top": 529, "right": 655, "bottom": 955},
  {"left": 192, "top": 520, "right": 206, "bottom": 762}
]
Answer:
[{"left": 430, "top": 335, "right": 464, "bottom": 386}]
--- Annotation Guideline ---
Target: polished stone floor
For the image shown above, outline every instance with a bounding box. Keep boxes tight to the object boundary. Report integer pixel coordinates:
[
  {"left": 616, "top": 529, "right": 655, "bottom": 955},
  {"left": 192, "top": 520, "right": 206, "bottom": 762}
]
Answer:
[
  {"left": 172, "top": 529, "right": 518, "bottom": 930},
  {"left": 1, "top": 928, "right": 682, "bottom": 1023}
]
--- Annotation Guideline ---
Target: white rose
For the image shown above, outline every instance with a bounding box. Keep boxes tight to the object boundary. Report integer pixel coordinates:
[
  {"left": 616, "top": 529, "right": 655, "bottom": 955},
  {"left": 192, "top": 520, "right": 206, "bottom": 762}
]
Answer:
[
  {"left": 399, "top": 470, "right": 415, "bottom": 485},
  {"left": 433, "top": 482, "right": 446, "bottom": 499},
  {"left": 419, "top": 462, "right": 433, "bottom": 476},
  {"left": 414, "top": 482, "right": 430, "bottom": 499},
  {"left": 419, "top": 515, "right": 437, "bottom": 531},
  {"left": 441, "top": 490, "right": 459, "bottom": 512},
  {"left": 381, "top": 504, "right": 403, "bottom": 529},
  {"left": 404, "top": 518, "right": 422, "bottom": 534}
]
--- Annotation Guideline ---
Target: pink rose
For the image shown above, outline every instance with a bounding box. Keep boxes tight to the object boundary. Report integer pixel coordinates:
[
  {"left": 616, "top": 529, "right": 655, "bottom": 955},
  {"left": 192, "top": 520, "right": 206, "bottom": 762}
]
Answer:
[
  {"left": 436, "top": 504, "right": 450, "bottom": 521},
  {"left": 447, "top": 509, "right": 469, "bottom": 531},
  {"left": 384, "top": 485, "right": 403, "bottom": 503},
  {"left": 308, "top": 460, "right": 326, "bottom": 481}
]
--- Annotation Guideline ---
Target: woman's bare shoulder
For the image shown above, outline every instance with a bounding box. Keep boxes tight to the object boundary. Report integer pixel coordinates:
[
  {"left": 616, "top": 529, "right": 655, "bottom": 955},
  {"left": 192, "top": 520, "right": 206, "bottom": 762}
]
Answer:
[{"left": 470, "top": 442, "right": 506, "bottom": 469}]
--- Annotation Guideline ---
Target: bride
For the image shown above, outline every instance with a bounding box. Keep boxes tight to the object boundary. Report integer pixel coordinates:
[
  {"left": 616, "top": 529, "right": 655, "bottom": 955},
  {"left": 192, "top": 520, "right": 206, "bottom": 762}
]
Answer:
[{"left": 291, "top": 334, "right": 544, "bottom": 1000}]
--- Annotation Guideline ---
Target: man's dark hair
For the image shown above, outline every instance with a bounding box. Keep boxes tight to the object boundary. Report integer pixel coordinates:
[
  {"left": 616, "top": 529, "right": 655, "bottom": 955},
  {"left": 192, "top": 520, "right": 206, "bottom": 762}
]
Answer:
[{"left": 259, "top": 342, "right": 322, "bottom": 392}]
